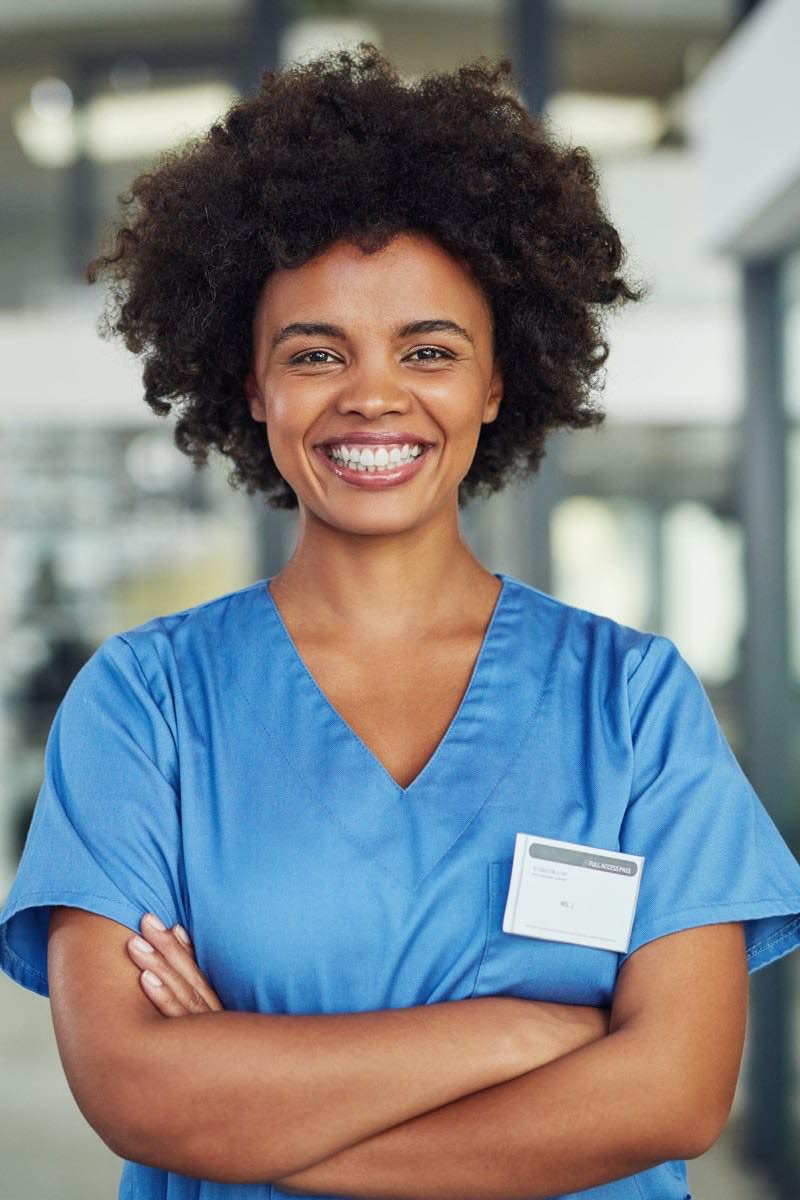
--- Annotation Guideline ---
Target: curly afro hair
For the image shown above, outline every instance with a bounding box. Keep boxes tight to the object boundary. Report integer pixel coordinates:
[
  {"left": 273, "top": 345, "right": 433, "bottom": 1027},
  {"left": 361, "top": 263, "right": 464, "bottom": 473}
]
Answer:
[{"left": 87, "top": 41, "right": 647, "bottom": 510}]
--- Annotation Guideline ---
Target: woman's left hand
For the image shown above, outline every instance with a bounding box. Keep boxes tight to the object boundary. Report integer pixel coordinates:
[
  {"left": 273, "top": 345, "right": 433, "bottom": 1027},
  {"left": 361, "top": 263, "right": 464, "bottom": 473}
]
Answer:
[{"left": 126, "top": 913, "right": 225, "bottom": 1015}]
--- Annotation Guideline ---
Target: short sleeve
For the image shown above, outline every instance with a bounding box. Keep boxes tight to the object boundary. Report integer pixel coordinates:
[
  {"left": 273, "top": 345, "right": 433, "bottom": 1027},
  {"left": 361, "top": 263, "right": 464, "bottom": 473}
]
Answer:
[
  {"left": 618, "top": 634, "right": 800, "bottom": 973},
  {"left": 0, "top": 632, "right": 185, "bottom": 998}
]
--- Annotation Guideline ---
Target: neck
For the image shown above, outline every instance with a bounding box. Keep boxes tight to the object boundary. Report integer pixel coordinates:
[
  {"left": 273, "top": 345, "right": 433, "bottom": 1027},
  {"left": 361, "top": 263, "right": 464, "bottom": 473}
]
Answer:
[{"left": 269, "top": 512, "right": 496, "bottom": 641}]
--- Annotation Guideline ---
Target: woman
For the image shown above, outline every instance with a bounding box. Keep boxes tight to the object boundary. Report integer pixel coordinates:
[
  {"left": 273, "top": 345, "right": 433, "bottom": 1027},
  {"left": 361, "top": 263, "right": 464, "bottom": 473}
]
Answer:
[{"left": 2, "top": 43, "right": 800, "bottom": 1200}]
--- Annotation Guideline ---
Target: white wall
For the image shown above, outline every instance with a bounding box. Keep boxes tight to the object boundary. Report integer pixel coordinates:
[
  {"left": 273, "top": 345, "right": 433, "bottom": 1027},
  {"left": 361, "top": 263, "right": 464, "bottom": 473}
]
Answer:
[
  {"left": 1, "top": 290, "right": 151, "bottom": 429},
  {"left": 686, "top": 0, "right": 800, "bottom": 257},
  {"left": 597, "top": 148, "right": 742, "bottom": 423}
]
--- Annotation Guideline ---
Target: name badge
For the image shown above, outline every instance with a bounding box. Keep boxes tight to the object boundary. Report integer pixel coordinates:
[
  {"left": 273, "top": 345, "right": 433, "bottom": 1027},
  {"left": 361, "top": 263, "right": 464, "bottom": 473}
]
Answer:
[{"left": 502, "top": 833, "right": 645, "bottom": 954}]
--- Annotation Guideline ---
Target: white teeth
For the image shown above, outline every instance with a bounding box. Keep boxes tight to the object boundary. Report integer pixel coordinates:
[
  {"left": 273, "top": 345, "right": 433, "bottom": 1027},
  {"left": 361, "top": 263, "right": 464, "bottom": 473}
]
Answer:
[{"left": 324, "top": 442, "right": 425, "bottom": 471}]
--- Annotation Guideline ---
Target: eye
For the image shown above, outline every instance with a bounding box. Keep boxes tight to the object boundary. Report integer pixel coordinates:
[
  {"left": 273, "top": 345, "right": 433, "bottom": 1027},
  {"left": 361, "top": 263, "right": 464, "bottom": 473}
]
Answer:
[
  {"left": 406, "top": 346, "right": 454, "bottom": 362},
  {"left": 288, "top": 346, "right": 455, "bottom": 366},
  {"left": 289, "top": 350, "right": 339, "bottom": 365}
]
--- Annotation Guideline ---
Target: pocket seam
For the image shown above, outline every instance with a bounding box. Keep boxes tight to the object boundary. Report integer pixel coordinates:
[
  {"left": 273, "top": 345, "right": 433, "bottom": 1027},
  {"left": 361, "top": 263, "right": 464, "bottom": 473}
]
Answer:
[
  {"left": 485, "top": 859, "right": 546, "bottom": 986},
  {"left": 467, "top": 861, "right": 499, "bottom": 997}
]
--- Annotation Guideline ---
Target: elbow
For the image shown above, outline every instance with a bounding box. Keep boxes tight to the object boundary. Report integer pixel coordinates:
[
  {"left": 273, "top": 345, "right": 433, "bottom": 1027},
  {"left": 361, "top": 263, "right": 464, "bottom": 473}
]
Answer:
[
  {"left": 677, "top": 1118, "right": 724, "bottom": 1162},
  {"left": 87, "top": 1081, "right": 163, "bottom": 1165},
  {"left": 658, "top": 1082, "right": 733, "bottom": 1162},
  {"left": 58, "top": 1062, "right": 148, "bottom": 1164},
  {"left": 72, "top": 1104, "right": 132, "bottom": 1164},
  {"left": 106, "top": 1107, "right": 201, "bottom": 1176},
  {"left": 619, "top": 1049, "right": 734, "bottom": 1165},
  {"left": 106, "top": 1077, "right": 196, "bottom": 1173},
  {"left": 102, "top": 1123, "right": 139, "bottom": 1164},
  {"left": 679, "top": 1101, "right": 732, "bottom": 1161},
  {"left": 95, "top": 1045, "right": 195, "bottom": 1170},
  {"left": 110, "top": 1080, "right": 285, "bottom": 1183},
  {"left": 681, "top": 1063, "right": 739, "bottom": 1160}
]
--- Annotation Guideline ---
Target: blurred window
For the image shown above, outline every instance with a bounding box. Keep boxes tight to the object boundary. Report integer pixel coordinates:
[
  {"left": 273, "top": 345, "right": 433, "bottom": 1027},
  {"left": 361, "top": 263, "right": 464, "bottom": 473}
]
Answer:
[
  {"left": 661, "top": 499, "right": 744, "bottom": 684},
  {"left": 785, "top": 246, "right": 800, "bottom": 420},
  {"left": 551, "top": 495, "right": 654, "bottom": 631},
  {"left": 784, "top": 246, "right": 800, "bottom": 686}
]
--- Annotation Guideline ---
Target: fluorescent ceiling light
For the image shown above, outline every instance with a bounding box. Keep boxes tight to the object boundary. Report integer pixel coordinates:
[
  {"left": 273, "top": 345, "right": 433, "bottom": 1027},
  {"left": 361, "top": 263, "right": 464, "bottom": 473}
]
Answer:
[
  {"left": 14, "top": 81, "right": 238, "bottom": 167},
  {"left": 15, "top": 80, "right": 665, "bottom": 170},
  {"left": 544, "top": 91, "right": 666, "bottom": 157},
  {"left": 13, "top": 99, "right": 79, "bottom": 168}
]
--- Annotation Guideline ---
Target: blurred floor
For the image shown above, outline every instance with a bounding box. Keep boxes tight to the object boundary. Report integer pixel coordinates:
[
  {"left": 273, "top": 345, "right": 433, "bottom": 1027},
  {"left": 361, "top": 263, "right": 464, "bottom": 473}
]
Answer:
[
  {"left": 0, "top": 969, "right": 121, "bottom": 1199},
  {"left": 0, "top": 967, "right": 780, "bottom": 1199}
]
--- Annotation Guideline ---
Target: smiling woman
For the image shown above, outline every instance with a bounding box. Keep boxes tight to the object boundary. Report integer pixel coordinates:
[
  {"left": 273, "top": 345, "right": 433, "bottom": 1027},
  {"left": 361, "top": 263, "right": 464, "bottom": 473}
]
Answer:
[
  {"left": 1, "top": 37, "right": 800, "bottom": 1200},
  {"left": 83, "top": 41, "right": 646, "bottom": 512},
  {"left": 240, "top": 231, "right": 503, "bottom": 527}
]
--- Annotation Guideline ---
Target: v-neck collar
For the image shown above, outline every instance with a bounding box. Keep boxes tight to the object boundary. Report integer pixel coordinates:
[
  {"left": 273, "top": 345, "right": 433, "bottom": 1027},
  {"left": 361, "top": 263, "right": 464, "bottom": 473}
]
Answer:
[
  {"left": 232, "top": 571, "right": 558, "bottom": 892},
  {"left": 263, "top": 571, "right": 509, "bottom": 798}
]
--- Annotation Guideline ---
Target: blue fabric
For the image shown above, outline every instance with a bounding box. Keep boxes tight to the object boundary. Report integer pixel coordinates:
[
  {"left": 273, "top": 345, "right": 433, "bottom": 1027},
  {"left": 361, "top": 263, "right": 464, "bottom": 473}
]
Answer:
[{"left": 2, "top": 571, "right": 799, "bottom": 1200}]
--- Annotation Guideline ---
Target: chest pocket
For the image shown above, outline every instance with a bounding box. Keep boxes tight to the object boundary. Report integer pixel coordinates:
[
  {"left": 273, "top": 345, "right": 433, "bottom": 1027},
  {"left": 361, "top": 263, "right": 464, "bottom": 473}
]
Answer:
[{"left": 470, "top": 860, "right": 620, "bottom": 1007}]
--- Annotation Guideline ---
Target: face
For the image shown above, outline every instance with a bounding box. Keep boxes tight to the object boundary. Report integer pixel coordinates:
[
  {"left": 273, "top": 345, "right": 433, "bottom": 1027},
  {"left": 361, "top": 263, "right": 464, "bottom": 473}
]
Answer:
[{"left": 244, "top": 231, "right": 503, "bottom": 537}]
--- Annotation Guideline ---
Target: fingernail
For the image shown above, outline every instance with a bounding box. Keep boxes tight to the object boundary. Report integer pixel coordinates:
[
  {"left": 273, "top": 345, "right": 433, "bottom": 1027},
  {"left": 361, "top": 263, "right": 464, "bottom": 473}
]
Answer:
[
  {"left": 174, "top": 924, "right": 191, "bottom": 947},
  {"left": 133, "top": 936, "right": 155, "bottom": 954},
  {"left": 143, "top": 913, "right": 166, "bottom": 931},
  {"left": 142, "top": 969, "right": 163, "bottom": 987}
]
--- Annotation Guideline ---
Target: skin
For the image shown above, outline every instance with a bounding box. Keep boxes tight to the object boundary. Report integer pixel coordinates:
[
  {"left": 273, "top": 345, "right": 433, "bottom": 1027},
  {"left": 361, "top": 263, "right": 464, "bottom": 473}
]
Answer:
[
  {"left": 45, "top": 229, "right": 614, "bottom": 1185},
  {"left": 124, "top": 915, "right": 747, "bottom": 1196},
  {"left": 120, "top": 232, "right": 748, "bottom": 1192},
  {"left": 241, "top": 230, "right": 504, "bottom": 641}
]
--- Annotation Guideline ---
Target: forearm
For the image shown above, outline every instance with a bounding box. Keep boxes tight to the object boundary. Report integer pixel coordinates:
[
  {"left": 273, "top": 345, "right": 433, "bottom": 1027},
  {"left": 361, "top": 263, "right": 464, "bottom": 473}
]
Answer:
[
  {"left": 274, "top": 1023, "right": 700, "bottom": 1200},
  {"left": 118, "top": 996, "right": 570, "bottom": 1182}
]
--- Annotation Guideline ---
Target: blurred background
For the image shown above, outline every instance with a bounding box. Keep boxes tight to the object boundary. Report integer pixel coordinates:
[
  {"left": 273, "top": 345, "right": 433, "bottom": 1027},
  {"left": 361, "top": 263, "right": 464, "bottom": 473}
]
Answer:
[{"left": 1, "top": 0, "right": 799, "bottom": 1196}]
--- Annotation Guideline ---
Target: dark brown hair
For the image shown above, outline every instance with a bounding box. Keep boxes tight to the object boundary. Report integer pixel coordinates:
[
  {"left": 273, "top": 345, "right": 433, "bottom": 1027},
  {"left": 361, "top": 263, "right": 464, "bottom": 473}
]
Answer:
[{"left": 87, "top": 42, "right": 647, "bottom": 509}]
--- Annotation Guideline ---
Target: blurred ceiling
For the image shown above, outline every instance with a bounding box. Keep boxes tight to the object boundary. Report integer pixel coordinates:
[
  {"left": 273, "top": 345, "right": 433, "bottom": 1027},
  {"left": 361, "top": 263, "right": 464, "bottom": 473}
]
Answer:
[
  {"left": 0, "top": 0, "right": 742, "bottom": 308},
  {"left": 0, "top": 0, "right": 736, "bottom": 98}
]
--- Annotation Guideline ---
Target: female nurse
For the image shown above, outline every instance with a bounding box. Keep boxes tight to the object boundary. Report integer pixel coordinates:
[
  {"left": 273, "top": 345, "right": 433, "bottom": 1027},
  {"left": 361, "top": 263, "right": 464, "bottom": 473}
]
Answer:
[{"left": 3, "top": 41, "right": 800, "bottom": 1200}]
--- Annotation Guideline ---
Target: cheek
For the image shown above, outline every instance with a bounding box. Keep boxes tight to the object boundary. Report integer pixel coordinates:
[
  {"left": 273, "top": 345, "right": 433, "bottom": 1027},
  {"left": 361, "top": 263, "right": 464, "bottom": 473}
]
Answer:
[
  {"left": 263, "top": 390, "right": 313, "bottom": 457},
  {"left": 445, "top": 403, "right": 488, "bottom": 452}
]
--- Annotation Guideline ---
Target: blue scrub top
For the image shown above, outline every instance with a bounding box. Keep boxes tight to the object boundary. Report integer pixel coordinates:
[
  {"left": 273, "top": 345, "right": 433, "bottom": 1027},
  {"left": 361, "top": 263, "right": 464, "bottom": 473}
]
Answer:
[{"left": 2, "top": 571, "right": 800, "bottom": 1200}]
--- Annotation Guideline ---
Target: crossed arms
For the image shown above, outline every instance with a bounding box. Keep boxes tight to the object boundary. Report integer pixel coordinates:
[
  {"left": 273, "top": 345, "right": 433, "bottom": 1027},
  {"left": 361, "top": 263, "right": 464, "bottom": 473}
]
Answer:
[{"left": 48, "top": 913, "right": 747, "bottom": 1198}]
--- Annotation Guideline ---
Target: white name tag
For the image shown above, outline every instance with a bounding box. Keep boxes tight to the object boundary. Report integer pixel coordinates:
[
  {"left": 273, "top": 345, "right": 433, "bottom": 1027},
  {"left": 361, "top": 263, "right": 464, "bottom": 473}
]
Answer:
[{"left": 502, "top": 833, "right": 645, "bottom": 954}]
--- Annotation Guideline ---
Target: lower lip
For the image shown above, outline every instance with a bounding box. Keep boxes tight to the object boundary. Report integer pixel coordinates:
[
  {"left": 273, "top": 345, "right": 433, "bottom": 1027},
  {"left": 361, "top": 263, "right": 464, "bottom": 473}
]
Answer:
[{"left": 314, "top": 445, "right": 433, "bottom": 489}]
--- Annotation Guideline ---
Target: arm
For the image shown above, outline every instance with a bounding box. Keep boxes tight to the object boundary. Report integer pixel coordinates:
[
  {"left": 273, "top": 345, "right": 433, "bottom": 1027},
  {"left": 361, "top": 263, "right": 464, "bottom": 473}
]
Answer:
[
  {"left": 272, "top": 923, "right": 749, "bottom": 1200},
  {"left": 48, "top": 907, "right": 604, "bottom": 1183}
]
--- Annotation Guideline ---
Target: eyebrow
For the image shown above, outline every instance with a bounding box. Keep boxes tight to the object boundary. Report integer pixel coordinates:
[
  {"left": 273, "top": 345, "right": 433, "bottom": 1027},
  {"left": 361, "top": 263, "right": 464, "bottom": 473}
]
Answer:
[{"left": 270, "top": 318, "right": 474, "bottom": 350}]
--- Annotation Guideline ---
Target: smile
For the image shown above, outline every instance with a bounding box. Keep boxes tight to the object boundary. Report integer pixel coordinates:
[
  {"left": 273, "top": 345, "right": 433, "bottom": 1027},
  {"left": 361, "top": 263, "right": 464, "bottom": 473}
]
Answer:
[{"left": 314, "top": 443, "right": 433, "bottom": 490}]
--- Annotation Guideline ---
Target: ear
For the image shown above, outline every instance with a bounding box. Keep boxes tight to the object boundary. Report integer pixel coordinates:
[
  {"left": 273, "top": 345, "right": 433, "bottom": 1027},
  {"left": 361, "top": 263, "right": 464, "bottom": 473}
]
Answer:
[
  {"left": 482, "top": 359, "right": 503, "bottom": 425},
  {"left": 244, "top": 368, "right": 266, "bottom": 422}
]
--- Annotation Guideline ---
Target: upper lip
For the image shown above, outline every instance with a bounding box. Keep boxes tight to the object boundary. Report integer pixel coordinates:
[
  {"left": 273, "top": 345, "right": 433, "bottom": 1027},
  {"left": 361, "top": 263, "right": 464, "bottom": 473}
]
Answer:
[{"left": 316, "top": 431, "right": 434, "bottom": 448}]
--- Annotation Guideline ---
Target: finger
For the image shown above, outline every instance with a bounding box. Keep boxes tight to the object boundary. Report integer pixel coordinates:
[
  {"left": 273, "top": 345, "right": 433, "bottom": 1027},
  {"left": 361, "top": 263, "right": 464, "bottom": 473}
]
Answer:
[
  {"left": 137, "top": 915, "right": 223, "bottom": 1012},
  {"left": 167, "top": 925, "right": 224, "bottom": 1012},
  {"left": 173, "top": 924, "right": 194, "bottom": 954},
  {"left": 128, "top": 932, "right": 214, "bottom": 1015},
  {"left": 139, "top": 967, "right": 189, "bottom": 1017}
]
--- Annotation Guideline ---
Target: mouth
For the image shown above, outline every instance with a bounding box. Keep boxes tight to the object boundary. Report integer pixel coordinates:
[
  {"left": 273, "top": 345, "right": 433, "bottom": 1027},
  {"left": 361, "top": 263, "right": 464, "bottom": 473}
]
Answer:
[{"left": 313, "top": 441, "right": 434, "bottom": 490}]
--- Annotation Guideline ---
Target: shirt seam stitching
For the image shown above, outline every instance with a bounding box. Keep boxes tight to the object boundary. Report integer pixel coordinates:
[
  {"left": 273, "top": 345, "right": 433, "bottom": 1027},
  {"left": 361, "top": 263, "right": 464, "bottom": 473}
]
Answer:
[
  {"left": 628, "top": 908, "right": 800, "bottom": 959},
  {"left": 2, "top": 932, "right": 47, "bottom": 984},
  {"left": 626, "top": 632, "right": 660, "bottom": 724},
  {"left": 420, "top": 599, "right": 570, "bottom": 882},
  {"left": 116, "top": 633, "right": 180, "bottom": 765}
]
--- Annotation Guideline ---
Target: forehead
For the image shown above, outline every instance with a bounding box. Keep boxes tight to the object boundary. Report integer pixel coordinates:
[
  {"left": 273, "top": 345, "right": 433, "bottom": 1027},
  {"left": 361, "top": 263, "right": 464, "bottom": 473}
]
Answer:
[{"left": 252, "top": 233, "right": 491, "bottom": 333}]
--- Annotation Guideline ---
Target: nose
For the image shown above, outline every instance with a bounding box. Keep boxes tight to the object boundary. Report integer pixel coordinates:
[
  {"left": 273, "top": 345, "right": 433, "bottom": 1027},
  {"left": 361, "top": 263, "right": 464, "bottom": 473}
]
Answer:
[{"left": 334, "top": 368, "right": 412, "bottom": 420}]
